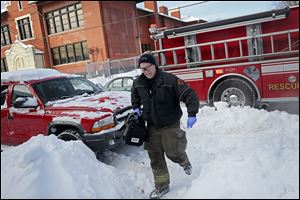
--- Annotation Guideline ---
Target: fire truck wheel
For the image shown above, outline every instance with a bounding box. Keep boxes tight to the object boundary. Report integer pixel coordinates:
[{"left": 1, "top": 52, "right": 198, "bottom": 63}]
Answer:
[
  {"left": 213, "top": 78, "right": 256, "bottom": 107},
  {"left": 58, "top": 129, "right": 81, "bottom": 141}
]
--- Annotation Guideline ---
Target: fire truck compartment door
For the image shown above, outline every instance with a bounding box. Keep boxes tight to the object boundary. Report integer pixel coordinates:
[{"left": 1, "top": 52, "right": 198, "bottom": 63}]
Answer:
[{"left": 261, "top": 61, "right": 299, "bottom": 99}]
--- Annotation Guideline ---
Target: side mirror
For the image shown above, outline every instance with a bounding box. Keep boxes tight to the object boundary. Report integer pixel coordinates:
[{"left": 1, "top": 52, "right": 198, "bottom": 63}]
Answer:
[{"left": 13, "top": 97, "right": 38, "bottom": 108}]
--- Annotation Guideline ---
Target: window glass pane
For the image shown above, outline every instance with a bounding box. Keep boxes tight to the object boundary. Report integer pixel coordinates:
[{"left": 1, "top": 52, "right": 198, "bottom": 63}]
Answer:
[
  {"left": 81, "top": 41, "right": 89, "bottom": 60},
  {"left": 74, "top": 43, "right": 83, "bottom": 61},
  {"left": 123, "top": 78, "right": 133, "bottom": 87},
  {"left": 59, "top": 46, "right": 67, "bottom": 64},
  {"left": 111, "top": 79, "right": 122, "bottom": 88},
  {"left": 53, "top": 10, "right": 59, "bottom": 16},
  {"left": 75, "top": 3, "right": 82, "bottom": 9},
  {"left": 17, "top": 20, "right": 22, "bottom": 26},
  {"left": 60, "top": 8, "right": 67, "bottom": 14},
  {"left": 68, "top": 5, "right": 75, "bottom": 11},
  {"left": 78, "top": 19, "right": 84, "bottom": 27},
  {"left": 23, "top": 18, "right": 29, "bottom": 23},
  {"left": 24, "top": 25, "right": 31, "bottom": 38},
  {"left": 46, "top": 12, "right": 52, "bottom": 18},
  {"left": 62, "top": 14, "right": 70, "bottom": 31},
  {"left": 47, "top": 18, "right": 55, "bottom": 34},
  {"left": 70, "top": 78, "right": 94, "bottom": 92},
  {"left": 12, "top": 85, "right": 33, "bottom": 104},
  {"left": 54, "top": 16, "right": 62, "bottom": 32},
  {"left": 4, "top": 32, "right": 10, "bottom": 44},
  {"left": 77, "top": 10, "right": 84, "bottom": 27},
  {"left": 77, "top": 9, "right": 83, "bottom": 17},
  {"left": 1, "top": 85, "right": 8, "bottom": 106},
  {"left": 67, "top": 44, "right": 75, "bottom": 63},
  {"left": 52, "top": 48, "right": 60, "bottom": 65},
  {"left": 1, "top": 35, "right": 5, "bottom": 47},
  {"left": 19, "top": 26, "right": 25, "bottom": 40},
  {"left": 1, "top": 25, "right": 11, "bottom": 46},
  {"left": 69, "top": 11, "right": 77, "bottom": 29}
]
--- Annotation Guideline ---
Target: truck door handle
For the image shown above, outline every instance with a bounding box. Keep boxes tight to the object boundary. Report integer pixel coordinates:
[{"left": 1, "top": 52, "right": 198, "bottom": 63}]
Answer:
[{"left": 8, "top": 113, "right": 14, "bottom": 120}]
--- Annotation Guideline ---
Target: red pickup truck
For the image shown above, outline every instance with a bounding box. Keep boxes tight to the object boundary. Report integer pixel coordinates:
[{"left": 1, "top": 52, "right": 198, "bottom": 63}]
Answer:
[{"left": 1, "top": 69, "right": 132, "bottom": 153}]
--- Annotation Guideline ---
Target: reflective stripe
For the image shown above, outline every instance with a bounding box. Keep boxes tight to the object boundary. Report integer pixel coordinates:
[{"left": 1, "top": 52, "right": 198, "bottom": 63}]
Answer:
[
  {"left": 173, "top": 72, "right": 203, "bottom": 80},
  {"left": 261, "top": 65, "right": 283, "bottom": 73},
  {"left": 261, "top": 62, "right": 299, "bottom": 73},
  {"left": 154, "top": 173, "right": 170, "bottom": 184}
]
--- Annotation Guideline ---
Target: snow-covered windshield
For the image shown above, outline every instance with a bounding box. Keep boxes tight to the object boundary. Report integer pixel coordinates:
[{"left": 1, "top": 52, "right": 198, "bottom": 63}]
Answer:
[{"left": 32, "top": 77, "right": 102, "bottom": 105}]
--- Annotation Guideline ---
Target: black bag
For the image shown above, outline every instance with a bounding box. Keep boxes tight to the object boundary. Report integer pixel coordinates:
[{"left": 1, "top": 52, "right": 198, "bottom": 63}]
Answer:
[{"left": 123, "top": 113, "right": 147, "bottom": 146}]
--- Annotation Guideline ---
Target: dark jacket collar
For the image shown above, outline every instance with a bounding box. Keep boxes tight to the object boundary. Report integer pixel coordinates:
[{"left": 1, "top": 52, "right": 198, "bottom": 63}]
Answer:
[{"left": 139, "top": 67, "right": 163, "bottom": 86}]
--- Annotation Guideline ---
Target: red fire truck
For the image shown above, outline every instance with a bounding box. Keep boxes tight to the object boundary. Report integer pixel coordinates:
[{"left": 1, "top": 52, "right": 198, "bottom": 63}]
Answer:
[{"left": 149, "top": 6, "right": 299, "bottom": 108}]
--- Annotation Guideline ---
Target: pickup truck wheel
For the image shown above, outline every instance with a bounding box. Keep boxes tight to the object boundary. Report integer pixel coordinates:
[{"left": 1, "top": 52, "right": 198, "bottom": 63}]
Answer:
[
  {"left": 58, "top": 129, "right": 81, "bottom": 141},
  {"left": 213, "top": 78, "right": 256, "bottom": 107}
]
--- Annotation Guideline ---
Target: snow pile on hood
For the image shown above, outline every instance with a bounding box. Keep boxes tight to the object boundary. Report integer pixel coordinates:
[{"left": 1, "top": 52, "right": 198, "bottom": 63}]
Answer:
[{"left": 47, "top": 91, "right": 131, "bottom": 111}]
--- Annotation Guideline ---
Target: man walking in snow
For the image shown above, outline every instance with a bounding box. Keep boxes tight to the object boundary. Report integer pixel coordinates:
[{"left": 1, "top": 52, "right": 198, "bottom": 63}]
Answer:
[{"left": 131, "top": 53, "right": 199, "bottom": 199}]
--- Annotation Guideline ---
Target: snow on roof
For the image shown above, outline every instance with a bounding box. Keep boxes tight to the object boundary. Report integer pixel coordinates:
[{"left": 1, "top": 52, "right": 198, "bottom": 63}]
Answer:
[
  {"left": 1, "top": 69, "right": 67, "bottom": 83},
  {"left": 137, "top": 7, "right": 183, "bottom": 22},
  {"left": 181, "top": 15, "right": 201, "bottom": 22},
  {"left": 4, "top": 40, "right": 34, "bottom": 55}
]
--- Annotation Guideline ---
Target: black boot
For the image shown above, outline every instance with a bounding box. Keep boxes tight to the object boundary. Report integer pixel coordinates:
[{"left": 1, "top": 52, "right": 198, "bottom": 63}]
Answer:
[
  {"left": 183, "top": 162, "right": 192, "bottom": 175},
  {"left": 149, "top": 186, "right": 170, "bottom": 199}
]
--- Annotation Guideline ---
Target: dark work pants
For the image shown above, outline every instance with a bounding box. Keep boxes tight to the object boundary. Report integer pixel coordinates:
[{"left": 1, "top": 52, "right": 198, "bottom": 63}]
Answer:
[{"left": 144, "top": 120, "right": 190, "bottom": 190}]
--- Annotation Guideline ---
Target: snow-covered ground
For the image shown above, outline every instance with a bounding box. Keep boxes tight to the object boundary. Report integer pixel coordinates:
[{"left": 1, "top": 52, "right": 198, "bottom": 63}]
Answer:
[{"left": 1, "top": 103, "right": 299, "bottom": 199}]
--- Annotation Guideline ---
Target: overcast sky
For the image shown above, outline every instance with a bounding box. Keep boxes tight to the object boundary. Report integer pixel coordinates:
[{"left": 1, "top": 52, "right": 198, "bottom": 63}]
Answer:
[{"left": 137, "top": 1, "right": 280, "bottom": 22}]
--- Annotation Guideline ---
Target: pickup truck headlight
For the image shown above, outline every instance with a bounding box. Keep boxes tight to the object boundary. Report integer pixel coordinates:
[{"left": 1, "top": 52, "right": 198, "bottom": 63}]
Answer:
[{"left": 91, "top": 115, "right": 115, "bottom": 133}]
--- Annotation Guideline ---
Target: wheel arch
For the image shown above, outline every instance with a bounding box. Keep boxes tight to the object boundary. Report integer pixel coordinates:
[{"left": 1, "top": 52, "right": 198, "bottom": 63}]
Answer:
[
  {"left": 47, "top": 121, "right": 85, "bottom": 136},
  {"left": 207, "top": 73, "right": 261, "bottom": 105}
]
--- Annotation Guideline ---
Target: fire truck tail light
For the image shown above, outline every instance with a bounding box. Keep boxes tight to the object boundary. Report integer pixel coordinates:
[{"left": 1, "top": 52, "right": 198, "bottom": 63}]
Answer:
[{"left": 215, "top": 69, "right": 224, "bottom": 75}]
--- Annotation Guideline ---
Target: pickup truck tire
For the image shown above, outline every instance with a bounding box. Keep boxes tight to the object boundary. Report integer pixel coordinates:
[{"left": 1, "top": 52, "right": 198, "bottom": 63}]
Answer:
[
  {"left": 58, "top": 129, "right": 81, "bottom": 141},
  {"left": 213, "top": 78, "right": 256, "bottom": 107}
]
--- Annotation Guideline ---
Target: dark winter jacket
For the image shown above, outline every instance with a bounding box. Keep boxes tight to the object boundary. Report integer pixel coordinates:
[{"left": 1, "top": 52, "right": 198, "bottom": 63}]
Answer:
[{"left": 131, "top": 68, "right": 199, "bottom": 128}]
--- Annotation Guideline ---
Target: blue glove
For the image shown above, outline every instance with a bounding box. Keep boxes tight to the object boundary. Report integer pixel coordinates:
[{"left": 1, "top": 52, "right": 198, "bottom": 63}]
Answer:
[
  {"left": 133, "top": 108, "right": 142, "bottom": 117},
  {"left": 187, "top": 116, "right": 197, "bottom": 128}
]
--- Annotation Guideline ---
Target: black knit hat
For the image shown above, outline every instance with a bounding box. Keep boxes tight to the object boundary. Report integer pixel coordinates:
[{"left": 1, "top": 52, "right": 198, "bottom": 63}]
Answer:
[{"left": 138, "top": 53, "right": 157, "bottom": 68}]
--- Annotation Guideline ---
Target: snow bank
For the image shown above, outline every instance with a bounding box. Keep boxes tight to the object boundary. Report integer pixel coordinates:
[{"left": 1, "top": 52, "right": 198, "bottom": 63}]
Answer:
[{"left": 1, "top": 135, "right": 140, "bottom": 199}]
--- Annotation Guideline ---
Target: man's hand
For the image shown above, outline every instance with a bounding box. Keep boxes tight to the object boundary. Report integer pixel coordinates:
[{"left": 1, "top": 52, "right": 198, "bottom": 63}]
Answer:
[
  {"left": 133, "top": 108, "right": 142, "bottom": 117},
  {"left": 187, "top": 116, "right": 197, "bottom": 128}
]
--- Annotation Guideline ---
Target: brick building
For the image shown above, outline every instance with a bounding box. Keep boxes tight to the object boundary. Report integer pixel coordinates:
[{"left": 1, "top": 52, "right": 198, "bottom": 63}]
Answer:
[{"left": 1, "top": 1, "right": 202, "bottom": 75}]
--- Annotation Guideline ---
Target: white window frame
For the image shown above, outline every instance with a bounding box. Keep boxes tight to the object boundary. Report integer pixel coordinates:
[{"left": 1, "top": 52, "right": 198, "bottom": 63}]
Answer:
[{"left": 15, "top": 14, "right": 35, "bottom": 41}]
